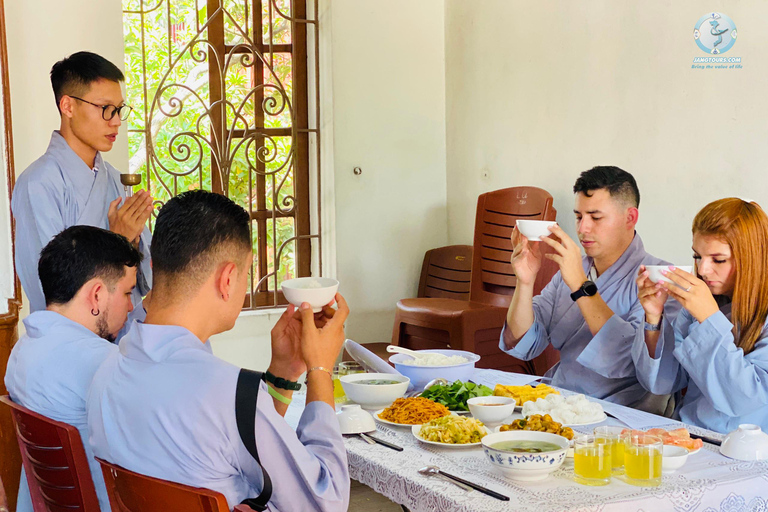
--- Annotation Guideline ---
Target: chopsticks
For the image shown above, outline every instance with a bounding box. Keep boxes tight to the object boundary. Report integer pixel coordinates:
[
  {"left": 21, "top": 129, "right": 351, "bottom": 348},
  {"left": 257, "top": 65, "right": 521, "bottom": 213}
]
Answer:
[
  {"left": 435, "top": 469, "right": 510, "bottom": 501},
  {"left": 359, "top": 432, "right": 403, "bottom": 451},
  {"left": 688, "top": 432, "right": 722, "bottom": 447}
]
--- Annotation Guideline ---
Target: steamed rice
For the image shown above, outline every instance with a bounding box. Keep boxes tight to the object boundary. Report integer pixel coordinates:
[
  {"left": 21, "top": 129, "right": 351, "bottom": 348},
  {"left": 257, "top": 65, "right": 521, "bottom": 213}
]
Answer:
[{"left": 403, "top": 353, "right": 469, "bottom": 367}]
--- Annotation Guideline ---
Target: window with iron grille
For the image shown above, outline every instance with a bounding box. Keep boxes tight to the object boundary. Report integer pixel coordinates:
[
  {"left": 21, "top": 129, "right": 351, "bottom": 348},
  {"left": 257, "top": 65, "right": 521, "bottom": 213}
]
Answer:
[{"left": 122, "top": 0, "right": 321, "bottom": 309}]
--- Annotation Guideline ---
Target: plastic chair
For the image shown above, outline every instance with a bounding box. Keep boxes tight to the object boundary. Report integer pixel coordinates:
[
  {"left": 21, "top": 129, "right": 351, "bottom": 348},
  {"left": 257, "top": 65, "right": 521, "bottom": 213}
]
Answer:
[
  {"left": 417, "top": 245, "right": 473, "bottom": 300},
  {"left": 96, "top": 458, "right": 255, "bottom": 512},
  {"left": 0, "top": 475, "right": 9, "bottom": 512},
  {"left": 0, "top": 395, "right": 100, "bottom": 512},
  {"left": 392, "top": 186, "right": 561, "bottom": 375},
  {"left": 341, "top": 246, "right": 474, "bottom": 365}
]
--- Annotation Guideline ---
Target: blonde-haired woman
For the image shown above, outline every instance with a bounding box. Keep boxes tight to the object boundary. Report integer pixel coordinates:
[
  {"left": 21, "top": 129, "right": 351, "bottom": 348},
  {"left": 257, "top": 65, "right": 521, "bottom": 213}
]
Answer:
[{"left": 633, "top": 198, "right": 768, "bottom": 434}]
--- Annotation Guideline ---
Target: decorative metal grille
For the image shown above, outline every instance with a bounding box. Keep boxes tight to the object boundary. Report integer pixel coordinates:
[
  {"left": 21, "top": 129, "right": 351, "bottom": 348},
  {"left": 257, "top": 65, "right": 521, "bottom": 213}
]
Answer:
[{"left": 122, "top": 0, "right": 321, "bottom": 309}]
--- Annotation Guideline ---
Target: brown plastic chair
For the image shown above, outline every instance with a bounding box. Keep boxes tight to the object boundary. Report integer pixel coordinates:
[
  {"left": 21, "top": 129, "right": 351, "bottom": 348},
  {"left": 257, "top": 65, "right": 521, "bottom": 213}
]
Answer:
[
  {"left": 96, "top": 458, "right": 255, "bottom": 512},
  {"left": 417, "top": 245, "right": 473, "bottom": 300},
  {"left": 0, "top": 475, "right": 8, "bottom": 512},
  {"left": 0, "top": 395, "right": 100, "bottom": 512},
  {"left": 392, "top": 186, "right": 561, "bottom": 375}
]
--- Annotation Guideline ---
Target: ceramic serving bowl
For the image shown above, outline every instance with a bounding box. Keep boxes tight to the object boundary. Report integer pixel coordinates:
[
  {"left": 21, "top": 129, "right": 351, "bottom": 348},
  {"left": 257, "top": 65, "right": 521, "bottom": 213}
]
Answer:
[
  {"left": 468, "top": 396, "right": 516, "bottom": 426},
  {"left": 280, "top": 277, "right": 339, "bottom": 312},
  {"left": 481, "top": 431, "right": 569, "bottom": 482},
  {"left": 336, "top": 404, "right": 376, "bottom": 434},
  {"left": 645, "top": 265, "right": 694, "bottom": 285},
  {"left": 516, "top": 220, "right": 557, "bottom": 241},
  {"left": 339, "top": 372, "right": 410, "bottom": 410},
  {"left": 720, "top": 424, "right": 768, "bottom": 461},
  {"left": 662, "top": 445, "right": 689, "bottom": 474},
  {"left": 388, "top": 350, "right": 480, "bottom": 390}
]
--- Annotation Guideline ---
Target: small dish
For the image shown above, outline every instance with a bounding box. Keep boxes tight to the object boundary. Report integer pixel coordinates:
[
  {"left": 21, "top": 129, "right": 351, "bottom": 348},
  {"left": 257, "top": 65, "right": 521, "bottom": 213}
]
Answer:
[
  {"left": 412, "top": 424, "right": 487, "bottom": 448},
  {"left": 468, "top": 396, "right": 517, "bottom": 426},
  {"left": 662, "top": 445, "right": 689, "bottom": 474},
  {"left": 481, "top": 431, "right": 569, "bottom": 482},
  {"left": 645, "top": 265, "right": 694, "bottom": 285},
  {"left": 720, "top": 424, "right": 768, "bottom": 461}
]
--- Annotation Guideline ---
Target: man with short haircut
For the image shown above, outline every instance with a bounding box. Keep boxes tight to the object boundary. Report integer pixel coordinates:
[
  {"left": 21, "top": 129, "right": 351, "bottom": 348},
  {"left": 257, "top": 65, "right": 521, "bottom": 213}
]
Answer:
[
  {"left": 5, "top": 225, "right": 142, "bottom": 511},
  {"left": 501, "top": 166, "right": 679, "bottom": 407},
  {"left": 12, "top": 51, "right": 152, "bottom": 313},
  {"left": 87, "top": 190, "right": 350, "bottom": 511}
]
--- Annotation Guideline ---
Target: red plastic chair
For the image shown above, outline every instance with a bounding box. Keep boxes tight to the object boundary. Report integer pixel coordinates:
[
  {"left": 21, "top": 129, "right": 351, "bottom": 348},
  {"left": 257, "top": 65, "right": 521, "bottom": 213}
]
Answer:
[
  {"left": 392, "top": 186, "right": 561, "bottom": 375},
  {"left": 0, "top": 395, "right": 99, "bottom": 512},
  {"left": 96, "top": 458, "right": 255, "bottom": 512}
]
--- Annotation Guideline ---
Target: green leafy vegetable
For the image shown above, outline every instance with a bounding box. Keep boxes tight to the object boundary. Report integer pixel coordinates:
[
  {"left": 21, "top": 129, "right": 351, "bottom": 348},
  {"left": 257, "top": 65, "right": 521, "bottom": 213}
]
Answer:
[{"left": 419, "top": 380, "right": 493, "bottom": 411}]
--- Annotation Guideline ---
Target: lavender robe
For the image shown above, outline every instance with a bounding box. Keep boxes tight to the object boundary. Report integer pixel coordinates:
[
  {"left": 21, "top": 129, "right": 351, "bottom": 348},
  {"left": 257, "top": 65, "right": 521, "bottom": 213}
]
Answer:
[
  {"left": 86, "top": 322, "right": 349, "bottom": 512},
  {"left": 632, "top": 302, "right": 768, "bottom": 434},
  {"left": 11, "top": 131, "right": 152, "bottom": 312},
  {"left": 500, "top": 234, "right": 681, "bottom": 406}
]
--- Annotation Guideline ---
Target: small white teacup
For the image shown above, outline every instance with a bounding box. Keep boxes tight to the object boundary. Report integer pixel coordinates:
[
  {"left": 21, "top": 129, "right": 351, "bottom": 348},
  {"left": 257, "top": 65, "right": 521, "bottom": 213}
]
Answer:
[{"left": 645, "top": 265, "right": 694, "bottom": 285}]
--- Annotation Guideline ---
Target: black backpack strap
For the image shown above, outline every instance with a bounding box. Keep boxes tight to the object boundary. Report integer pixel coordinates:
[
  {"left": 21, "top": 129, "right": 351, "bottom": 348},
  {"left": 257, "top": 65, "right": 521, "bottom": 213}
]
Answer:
[{"left": 235, "top": 369, "right": 273, "bottom": 511}]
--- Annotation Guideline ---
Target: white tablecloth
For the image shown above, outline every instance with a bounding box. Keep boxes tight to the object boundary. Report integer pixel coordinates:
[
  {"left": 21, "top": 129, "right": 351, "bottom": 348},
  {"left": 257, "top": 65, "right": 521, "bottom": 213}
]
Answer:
[{"left": 285, "top": 370, "right": 768, "bottom": 512}]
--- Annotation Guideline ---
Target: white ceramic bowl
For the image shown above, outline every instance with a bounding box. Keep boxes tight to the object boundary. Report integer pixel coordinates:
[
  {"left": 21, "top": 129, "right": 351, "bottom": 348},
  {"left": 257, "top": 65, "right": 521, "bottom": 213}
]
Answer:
[
  {"left": 388, "top": 350, "right": 481, "bottom": 390},
  {"left": 468, "top": 396, "right": 517, "bottom": 426},
  {"left": 720, "top": 424, "right": 768, "bottom": 461},
  {"left": 481, "top": 431, "right": 569, "bottom": 482},
  {"left": 339, "top": 372, "right": 410, "bottom": 410},
  {"left": 516, "top": 220, "right": 557, "bottom": 241},
  {"left": 645, "top": 265, "right": 694, "bottom": 285},
  {"left": 662, "top": 445, "right": 689, "bottom": 474},
  {"left": 336, "top": 404, "right": 376, "bottom": 434},
  {"left": 280, "top": 277, "right": 339, "bottom": 312}
]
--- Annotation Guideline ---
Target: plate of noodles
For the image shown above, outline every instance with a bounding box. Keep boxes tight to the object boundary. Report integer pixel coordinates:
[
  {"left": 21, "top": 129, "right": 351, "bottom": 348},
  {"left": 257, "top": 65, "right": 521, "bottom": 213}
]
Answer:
[
  {"left": 412, "top": 415, "right": 488, "bottom": 448},
  {"left": 375, "top": 397, "right": 452, "bottom": 427}
]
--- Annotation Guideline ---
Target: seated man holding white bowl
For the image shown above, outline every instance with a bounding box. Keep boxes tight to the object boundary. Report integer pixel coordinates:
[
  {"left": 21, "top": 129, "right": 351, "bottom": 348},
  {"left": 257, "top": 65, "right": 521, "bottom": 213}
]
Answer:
[
  {"left": 87, "top": 190, "right": 351, "bottom": 511},
  {"left": 501, "top": 166, "right": 681, "bottom": 410}
]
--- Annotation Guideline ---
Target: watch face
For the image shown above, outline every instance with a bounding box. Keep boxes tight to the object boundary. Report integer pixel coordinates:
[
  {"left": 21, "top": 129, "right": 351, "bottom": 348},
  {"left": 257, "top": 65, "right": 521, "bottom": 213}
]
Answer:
[{"left": 584, "top": 281, "right": 598, "bottom": 296}]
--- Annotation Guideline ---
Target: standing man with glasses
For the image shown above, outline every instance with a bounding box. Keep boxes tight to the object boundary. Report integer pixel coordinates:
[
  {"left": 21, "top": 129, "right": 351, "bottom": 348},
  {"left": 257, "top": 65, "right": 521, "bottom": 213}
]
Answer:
[{"left": 12, "top": 51, "right": 153, "bottom": 314}]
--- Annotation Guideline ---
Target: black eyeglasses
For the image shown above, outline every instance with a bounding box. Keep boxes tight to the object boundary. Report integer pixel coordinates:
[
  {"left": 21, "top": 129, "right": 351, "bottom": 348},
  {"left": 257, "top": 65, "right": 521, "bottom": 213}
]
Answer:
[{"left": 69, "top": 96, "right": 133, "bottom": 121}]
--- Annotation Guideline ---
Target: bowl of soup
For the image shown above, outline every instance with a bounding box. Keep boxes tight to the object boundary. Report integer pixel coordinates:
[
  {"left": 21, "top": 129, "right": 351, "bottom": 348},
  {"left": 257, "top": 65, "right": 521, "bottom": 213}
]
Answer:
[
  {"left": 339, "top": 372, "right": 410, "bottom": 410},
  {"left": 468, "top": 396, "right": 517, "bottom": 426},
  {"left": 481, "top": 431, "right": 569, "bottom": 481}
]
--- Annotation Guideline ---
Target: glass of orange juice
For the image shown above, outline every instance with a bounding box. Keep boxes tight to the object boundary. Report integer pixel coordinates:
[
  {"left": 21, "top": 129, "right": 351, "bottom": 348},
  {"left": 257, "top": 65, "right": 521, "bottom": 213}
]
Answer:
[
  {"left": 594, "top": 426, "right": 626, "bottom": 475},
  {"left": 574, "top": 434, "right": 612, "bottom": 486},
  {"left": 623, "top": 433, "right": 662, "bottom": 487},
  {"left": 332, "top": 362, "right": 364, "bottom": 403}
]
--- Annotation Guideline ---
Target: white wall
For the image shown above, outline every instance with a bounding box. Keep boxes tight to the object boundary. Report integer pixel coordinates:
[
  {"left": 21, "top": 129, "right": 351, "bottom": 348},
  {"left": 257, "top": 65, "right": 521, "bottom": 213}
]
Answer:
[
  {"left": 0, "top": 53, "right": 12, "bottom": 314},
  {"left": 5, "top": 0, "right": 130, "bottom": 328},
  {"left": 445, "top": 1, "right": 768, "bottom": 264},
  {"left": 4, "top": 0, "right": 449, "bottom": 370}
]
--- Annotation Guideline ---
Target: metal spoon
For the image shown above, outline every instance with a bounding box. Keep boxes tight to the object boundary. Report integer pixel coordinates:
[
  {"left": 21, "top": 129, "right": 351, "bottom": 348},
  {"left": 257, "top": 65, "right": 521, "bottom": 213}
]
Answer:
[
  {"left": 418, "top": 466, "right": 510, "bottom": 501},
  {"left": 418, "top": 466, "right": 472, "bottom": 492}
]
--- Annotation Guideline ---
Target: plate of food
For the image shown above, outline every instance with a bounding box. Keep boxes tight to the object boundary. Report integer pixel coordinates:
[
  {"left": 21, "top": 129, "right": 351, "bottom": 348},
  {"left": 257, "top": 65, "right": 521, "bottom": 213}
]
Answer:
[
  {"left": 495, "top": 414, "right": 575, "bottom": 440},
  {"left": 374, "top": 397, "right": 451, "bottom": 427},
  {"left": 493, "top": 383, "right": 559, "bottom": 411},
  {"left": 622, "top": 428, "right": 704, "bottom": 454},
  {"left": 521, "top": 393, "right": 607, "bottom": 426},
  {"left": 420, "top": 380, "right": 493, "bottom": 413},
  {"left": 412, "top": 415, "right": 488, "bottom": 448}
]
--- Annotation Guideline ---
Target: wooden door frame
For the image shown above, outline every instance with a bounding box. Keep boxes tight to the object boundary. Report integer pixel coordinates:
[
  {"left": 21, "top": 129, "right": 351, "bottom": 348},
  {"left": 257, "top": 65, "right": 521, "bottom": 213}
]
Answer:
[{"left": 0, "top": 0, "right": 22, "bottom": 508}]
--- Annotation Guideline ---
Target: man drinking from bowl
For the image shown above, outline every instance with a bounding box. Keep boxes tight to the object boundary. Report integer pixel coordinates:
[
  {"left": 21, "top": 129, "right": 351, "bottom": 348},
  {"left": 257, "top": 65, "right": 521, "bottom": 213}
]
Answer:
[{"left": 500, "top": 166, "right": 680, "bottom": 410}]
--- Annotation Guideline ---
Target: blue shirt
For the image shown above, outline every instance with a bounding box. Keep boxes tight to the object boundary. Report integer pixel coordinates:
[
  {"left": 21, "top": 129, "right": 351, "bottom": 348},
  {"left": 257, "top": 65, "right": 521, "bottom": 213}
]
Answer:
[
  {"left": 11, "top": 131, "right": 152, "bottom": 312},
  {"left": 86, "top": 322, "right": 349, "bottom": 512},
  {"left": 500, "top": 234, "right": 680, "bottom": 406},
  {"left": 5, "top": 311, "right": 118, "bottom": 511},
  {"left": 632, "top": 302, "right": 768, "bottom": 434}
]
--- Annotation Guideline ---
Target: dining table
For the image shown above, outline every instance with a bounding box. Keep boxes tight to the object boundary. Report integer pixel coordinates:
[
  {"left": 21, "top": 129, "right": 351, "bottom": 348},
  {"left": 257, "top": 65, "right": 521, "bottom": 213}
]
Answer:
[{"left": 284, "top": 368, "right": 768, "bottom": 512}]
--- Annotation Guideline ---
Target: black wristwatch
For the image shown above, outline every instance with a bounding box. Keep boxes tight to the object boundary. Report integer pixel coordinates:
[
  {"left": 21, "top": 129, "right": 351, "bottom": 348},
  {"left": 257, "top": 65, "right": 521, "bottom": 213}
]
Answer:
[
  {"left": 262, "top": 371, "right": 302, "bottom": 391},
  {"left": 570, "top": 280, "right": 598, "bottom": 302}
]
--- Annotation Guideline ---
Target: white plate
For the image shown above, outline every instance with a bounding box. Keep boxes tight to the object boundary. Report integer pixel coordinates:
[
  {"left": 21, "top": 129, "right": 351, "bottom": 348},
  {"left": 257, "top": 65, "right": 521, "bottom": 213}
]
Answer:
[
  {"left": 412, "top": 424, "right": 487, "bottom": 448},
  {"left": 562, "top": 412, "right": 608, "bottom": 427},
  {"left": 373, "top": 409, "right": 456, "bottom": 428}
]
